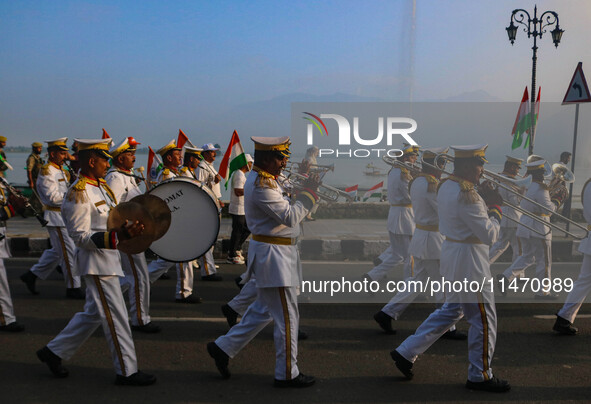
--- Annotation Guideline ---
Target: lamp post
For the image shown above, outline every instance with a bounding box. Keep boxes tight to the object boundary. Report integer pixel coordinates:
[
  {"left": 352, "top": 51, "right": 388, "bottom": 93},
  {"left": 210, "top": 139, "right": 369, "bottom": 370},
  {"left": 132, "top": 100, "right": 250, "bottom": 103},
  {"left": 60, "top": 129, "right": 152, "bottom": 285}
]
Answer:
[{"left": 506, "top": 6, "right": 564, "bottom": 156}]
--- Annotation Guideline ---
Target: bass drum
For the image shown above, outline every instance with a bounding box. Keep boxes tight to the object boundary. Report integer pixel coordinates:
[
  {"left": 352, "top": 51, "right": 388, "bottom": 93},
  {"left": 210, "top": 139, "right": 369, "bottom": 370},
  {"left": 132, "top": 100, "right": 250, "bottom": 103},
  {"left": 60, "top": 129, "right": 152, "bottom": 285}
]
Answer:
[{"left": 148, "top": 177, "right": 220, "bottom": 262}]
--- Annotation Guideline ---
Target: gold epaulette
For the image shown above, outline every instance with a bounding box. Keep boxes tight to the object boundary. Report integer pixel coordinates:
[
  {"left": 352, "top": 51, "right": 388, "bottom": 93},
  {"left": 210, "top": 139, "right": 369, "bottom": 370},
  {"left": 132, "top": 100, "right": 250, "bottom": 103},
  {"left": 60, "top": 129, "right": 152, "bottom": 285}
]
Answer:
[
  {"left": 162, "top": 168, "right": 170, "bottom": 176},
  {"left": 180, "top": 167, "right": 188, "bottom": 174},
  {"left": 64, "top": 169, "right": 71, "bottom": 182},
  {"left": 40, "top": 163, "right": 51, "bottom": 176},
  {"left": 448, "top": 175, "right": 479, "bottom": 204},
  {"left": 252, "top": 166, "right": 277, "bottom": 189},
  {"left": 67, "top": 177, "right": 87, "bottom": 203},
  {"left": 399, "top": 167, "right": 412, "bottom": 182},
  {"left": 410, "top": 173, "right": 438, "bottom": 193}
]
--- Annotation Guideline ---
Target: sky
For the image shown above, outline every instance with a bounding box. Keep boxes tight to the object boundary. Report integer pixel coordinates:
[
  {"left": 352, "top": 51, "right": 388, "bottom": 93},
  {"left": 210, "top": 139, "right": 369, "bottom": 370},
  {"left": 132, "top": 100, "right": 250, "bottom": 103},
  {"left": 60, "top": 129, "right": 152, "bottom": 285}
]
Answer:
[{"left": 1, "top": 0, "right": 590, "bottom": 156}]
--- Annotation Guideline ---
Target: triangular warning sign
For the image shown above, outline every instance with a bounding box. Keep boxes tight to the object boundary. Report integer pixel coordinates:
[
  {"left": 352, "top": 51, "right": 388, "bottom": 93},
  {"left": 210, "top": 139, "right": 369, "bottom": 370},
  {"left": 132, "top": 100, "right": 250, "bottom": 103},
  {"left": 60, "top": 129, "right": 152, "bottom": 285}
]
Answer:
[{"left": 563, "top": 62, "right": 591, "bottom": 104}]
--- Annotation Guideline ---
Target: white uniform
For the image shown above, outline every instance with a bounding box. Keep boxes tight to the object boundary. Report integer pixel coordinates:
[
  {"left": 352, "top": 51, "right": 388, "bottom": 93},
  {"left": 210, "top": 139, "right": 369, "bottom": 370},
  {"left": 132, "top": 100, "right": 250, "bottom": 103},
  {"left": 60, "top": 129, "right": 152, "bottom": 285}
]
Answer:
[
  {"left": 381, "top": 175, "right": 446, "bottom": 318},
  {"left": 396, "top": 177, "right": 500, "bottom": 383},
  {"left": 46, "top": 175, "right": 138, "bottom": 377},
  {"left": 489, "top": 174, "right": 523, "bottom": 263},
  {"left": 215, "top": 168, "right": 314, "bottom": 380},
  {"left": 558, "top": 179, "right": 591, "bottom": 323},
  {"left": 147, "top": 167, "right": 178, "bottom": 283},
  {"left": 106, "top": 167, "right": 152, "bottom": 326},
  {"left": 196, "top": 160, "right": 219, "bottom": 277},
  {"left": 0, "top": 186, "right": 19, "bottom": 326},
  {"left": 367, "top": 166, "right": 415, "bottom": 281},
  {"left": 502, "top": 181, "right": 556, "bottom": 294},
  {"left": 30, "top": 162, "right": 80, "bottom": 288}
]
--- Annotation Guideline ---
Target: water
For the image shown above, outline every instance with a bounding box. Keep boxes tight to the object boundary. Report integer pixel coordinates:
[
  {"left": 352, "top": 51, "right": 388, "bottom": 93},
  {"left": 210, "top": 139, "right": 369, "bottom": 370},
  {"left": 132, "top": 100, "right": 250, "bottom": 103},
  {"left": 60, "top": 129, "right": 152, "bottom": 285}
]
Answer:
[{"left": 5, "top": 152, "right": 587, "bottom": 207}]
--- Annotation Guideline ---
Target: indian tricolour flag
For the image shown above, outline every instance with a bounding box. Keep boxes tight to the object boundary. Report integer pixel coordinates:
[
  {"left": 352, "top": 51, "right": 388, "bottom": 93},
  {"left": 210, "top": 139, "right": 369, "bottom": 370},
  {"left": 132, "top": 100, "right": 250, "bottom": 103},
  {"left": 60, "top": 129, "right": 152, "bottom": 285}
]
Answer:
[
  {"left": 344, "top": 184, "right": 358, "bottom": 201},
  {"left": 363, "top": 181, "right": 383, "bottom": 201},
  {"left": 511, "top": 86, "right": 541, "bottom": 150},
  {"left": 218, "top": 130, "right": 247, "bottom": 189}
]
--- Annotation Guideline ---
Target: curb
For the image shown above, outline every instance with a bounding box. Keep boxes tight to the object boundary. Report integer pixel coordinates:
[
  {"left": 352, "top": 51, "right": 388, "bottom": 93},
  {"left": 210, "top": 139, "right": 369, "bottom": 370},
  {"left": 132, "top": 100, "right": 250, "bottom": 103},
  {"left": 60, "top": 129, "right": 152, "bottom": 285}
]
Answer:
[{"left": 8, "top": 237, "right": 583, "bottom": 263}]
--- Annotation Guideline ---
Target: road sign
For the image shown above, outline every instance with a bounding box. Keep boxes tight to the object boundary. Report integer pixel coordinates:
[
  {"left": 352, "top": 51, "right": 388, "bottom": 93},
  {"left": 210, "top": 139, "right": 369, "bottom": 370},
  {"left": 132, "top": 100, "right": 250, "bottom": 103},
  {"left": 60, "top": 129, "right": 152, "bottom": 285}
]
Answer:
[{"left": 562, "top": 62, "right": 591, "bottom": 104}]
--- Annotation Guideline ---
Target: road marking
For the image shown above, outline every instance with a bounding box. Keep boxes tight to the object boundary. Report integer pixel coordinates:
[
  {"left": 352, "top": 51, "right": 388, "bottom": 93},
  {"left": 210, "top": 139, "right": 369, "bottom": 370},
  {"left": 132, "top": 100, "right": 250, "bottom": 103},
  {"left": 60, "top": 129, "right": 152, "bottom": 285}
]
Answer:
[
  {"left": 534, "top": 314, "right": 591, "bottom": 320},
  {"left": 152, "top": 316, "right": 227, "bottom": 323}
]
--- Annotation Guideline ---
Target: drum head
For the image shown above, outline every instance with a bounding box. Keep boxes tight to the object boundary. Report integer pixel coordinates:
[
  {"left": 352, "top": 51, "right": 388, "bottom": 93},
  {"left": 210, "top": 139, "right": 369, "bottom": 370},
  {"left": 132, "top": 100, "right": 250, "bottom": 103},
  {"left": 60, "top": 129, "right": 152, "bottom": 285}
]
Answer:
[{"left": 148, "top": 177, "right": 220, "bottom": 262}]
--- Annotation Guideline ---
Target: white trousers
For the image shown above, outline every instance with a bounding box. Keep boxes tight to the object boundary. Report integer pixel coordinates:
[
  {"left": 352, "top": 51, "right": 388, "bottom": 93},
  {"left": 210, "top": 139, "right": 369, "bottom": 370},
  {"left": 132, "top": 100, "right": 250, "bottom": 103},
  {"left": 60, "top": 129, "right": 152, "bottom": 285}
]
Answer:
[
  {"left": 502, "top": 237, "right": 551, "bottom": 294},
  {"left": 215, "top": 286, "right": 299, "bottom": 380},
  {"left": 396, "top": 290, "right": 497, "bottom": 382},
  {"left": 489, "top": 227, "right": 521, "bottom": 264},
  {"left": 228, "top": 278, "right": 258, "bottom": 315},
  {"left": 381, "top": 259, "right": 444, "bottom": 319},
  {"left": 0, "top": 259, "right": 16, "bottom": 326},
  {"left": 31, "top": 226, "right": 80, "bottom": 288},
  {"left": 148, "top": 258, "right": 173, "bottom": 283},
  {"left": 120, "top": 253, "right": 151, "bottom": 326},
  {"left": 175, "top": 261, "right": 194, "bottom": 299},
  {"left": 367, "top": 232, "right": 411, "bottom": 281},
  {"left": 558, "top": 254, "right": 591, "bottom": 323},
  {"left": 198, "top": 247, "right": 217, "bottom": 277},
  {"left": 47, "top": 275, "right": 138, "bottom": 376}
]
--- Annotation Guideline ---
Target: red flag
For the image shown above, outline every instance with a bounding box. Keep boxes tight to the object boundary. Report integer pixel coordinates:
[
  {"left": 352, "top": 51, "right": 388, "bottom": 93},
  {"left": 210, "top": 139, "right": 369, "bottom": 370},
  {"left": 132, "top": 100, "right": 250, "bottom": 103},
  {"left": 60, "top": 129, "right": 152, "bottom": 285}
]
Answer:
[
  {"left": 102, "top": 128, "right": 111, "bottom": 139},
  {"left": 345, "top": 184, "right": 358, "bottom": 192},
  {"left": 178, "top": 129, "right": 189, "bottom": 149},
  {"left": 147, "top": 146, "right": 156, "bottom": 188}
]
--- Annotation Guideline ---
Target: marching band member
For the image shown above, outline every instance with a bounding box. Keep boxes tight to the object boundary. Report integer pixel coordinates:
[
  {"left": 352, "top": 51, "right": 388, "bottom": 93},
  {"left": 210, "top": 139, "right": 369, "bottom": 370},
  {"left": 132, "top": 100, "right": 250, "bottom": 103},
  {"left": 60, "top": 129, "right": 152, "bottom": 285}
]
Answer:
[
  {"left": 0, "top": 178, "right": 25, "bottom": 332},
  {"left": 37, "top": 139, "right": 156, "bottom": 386},
  {"left": 147, "top": 140, "right": 184, "bottom": 293},
  {"left": 489, "top": 156, "right": 524, "bottom": 264},
  {"left": 390, "top": 145, "right": 510, "bottom": 393},
  {"left": 365, "top": 144, "right": 418, "bottom": 281},
  {"left": 207, "top": 136, "right": 318, "bottom": 387},
  {"left": 498, "top": 159, "right": 564, "bottom": 299},
  {"left": 20, "top": 138, "right": 84, "bottom": 299},
  {"left": 374, "top": 147, "right": 465, "bottom": 340},
  {"left": 106, "top": 137, "right": 160, "bottom": 333},
  {"left": 0, "top": 135, "right": 8, "bottom": 178},
  {"left": 196, "top": 143, "right": 223, "bottom": 281},
  {"left": 553, "top": 178, "right": 591, "bottom": 335},
  {"left": 26, "top": 142, "right": 44, "bottom": 190},
  {"left": 227, "top": 154, "right": 253, "bottom": 265},
  {"left": 172, "top": 145, "right": 204, "bottom": 303}
]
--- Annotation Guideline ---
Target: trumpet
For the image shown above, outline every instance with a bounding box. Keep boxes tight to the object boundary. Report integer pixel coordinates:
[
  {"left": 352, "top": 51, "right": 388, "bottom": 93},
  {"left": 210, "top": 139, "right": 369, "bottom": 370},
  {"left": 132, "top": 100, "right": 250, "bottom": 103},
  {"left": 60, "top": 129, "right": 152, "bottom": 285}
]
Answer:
[
  {"left": 434, "top": 153, "right": 588, "bottom": 240},
  {"left": 283, "top": 168, "right": 353, "bottom": 202},
  {"left": 382, "top": 155, "right": 422, "bottom": 175}
]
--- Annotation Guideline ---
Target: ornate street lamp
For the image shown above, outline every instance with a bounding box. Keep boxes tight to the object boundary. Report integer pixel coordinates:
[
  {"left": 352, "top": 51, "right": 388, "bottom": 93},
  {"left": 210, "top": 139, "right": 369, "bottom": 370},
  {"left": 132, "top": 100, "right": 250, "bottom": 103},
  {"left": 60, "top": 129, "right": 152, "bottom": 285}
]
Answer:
[{"left": 506, "top": 6, "right": 563, "bottom": 155}]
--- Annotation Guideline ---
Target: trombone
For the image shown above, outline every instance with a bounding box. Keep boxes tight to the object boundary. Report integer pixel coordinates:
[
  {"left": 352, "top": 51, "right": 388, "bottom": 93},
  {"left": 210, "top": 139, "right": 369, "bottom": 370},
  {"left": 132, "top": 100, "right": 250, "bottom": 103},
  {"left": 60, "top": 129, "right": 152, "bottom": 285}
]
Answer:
[
  {"left": 382, "top": 155, "right": 422, "bottom": 175},
  {"left": 433, "top": 153, "right": 588, "bottom": 240},
  {"left": 282, "top": 168, "right": 353, "bottom": 202}
]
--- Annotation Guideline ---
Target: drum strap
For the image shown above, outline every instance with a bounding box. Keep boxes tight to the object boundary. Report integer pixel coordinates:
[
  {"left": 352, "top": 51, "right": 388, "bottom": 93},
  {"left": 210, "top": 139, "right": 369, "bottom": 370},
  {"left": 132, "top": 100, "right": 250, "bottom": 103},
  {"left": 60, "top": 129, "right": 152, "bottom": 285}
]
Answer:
[{"left": 252, "top": 234, "right": 296, "bottom": 245}]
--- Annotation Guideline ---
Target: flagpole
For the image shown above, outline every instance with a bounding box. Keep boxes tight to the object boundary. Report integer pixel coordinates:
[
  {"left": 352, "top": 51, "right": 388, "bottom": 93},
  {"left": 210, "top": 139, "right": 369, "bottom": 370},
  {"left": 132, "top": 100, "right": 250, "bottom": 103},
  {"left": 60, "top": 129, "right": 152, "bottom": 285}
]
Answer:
[
  {"left": 563, "top": 103, "right": 579, "bottom": 232},
  {"left": 529, "top": 31, "right": 537, "bottom": 156}
]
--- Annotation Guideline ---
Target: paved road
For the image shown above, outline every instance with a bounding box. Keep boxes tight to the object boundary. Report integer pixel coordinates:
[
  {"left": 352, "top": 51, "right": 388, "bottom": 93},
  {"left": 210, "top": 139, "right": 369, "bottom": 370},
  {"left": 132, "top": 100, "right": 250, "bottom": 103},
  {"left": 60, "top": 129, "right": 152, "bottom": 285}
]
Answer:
[{"left": 2, "top": 259, "right": 591, "bottom": 403}]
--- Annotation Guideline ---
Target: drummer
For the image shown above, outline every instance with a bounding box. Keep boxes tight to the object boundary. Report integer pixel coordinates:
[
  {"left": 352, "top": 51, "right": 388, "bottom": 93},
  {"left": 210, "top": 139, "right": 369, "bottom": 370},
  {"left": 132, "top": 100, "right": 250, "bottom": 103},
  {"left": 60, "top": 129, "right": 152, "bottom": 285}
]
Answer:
[
  {"left": 196, "top": 143, "right": 222, "bottom": 281},
  {"left": 106, "top": 137, "right": 160, "bottom": 333},
  {"left": 172, "top": 145, "right": 206, "bottom": 303}
]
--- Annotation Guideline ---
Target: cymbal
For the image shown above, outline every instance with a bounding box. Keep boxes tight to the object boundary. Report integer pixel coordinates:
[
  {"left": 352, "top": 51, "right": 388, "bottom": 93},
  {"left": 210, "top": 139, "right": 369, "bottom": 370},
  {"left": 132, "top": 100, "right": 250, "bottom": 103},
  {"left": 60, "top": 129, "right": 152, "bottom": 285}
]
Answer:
[
  {"left": 130, "top": 194, "right": 171, "bottom": 240},
  {"left": 107, "top": 201, "right": 156, "bottom": 254}
]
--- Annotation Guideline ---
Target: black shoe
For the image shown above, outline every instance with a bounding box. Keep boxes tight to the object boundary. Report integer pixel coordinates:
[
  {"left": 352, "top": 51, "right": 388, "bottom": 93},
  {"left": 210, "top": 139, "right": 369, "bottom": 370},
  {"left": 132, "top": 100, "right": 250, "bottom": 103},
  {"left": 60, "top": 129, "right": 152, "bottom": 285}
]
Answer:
[
  {"left": 465, "top": 376, "right": 511, "bottom": 392},
  {"left": 234, "top": 276, "right": 244, "bottom": 290},
  {"left": 390, "top": 350, "right": 413, "bottom": 380},
  {"left": 374, "top": 311, "right": 396, "bottom": 335},
  {"left": 298, "top": 329, "right": 308, "bottom": 340},
  {"left": 115, "top": 371, "right": 157, "bottom": 386},
  {"left": 207, "top": 342, "right": 230, "bottom": 379},
  {"left": 553, "top": 315, "right": 578, "bottom": 335},
  {"left": 20, "top": 271, "right": 39, "bottom": 295},
  {"left": 0, "top": 322, "right": 25, "bottom": 332},
  {"left": 175, "top": 295, "right": 202, "bottom": 304},
  {"left": 274, "top": 373, "right": 316, "bottom": 388},
  {"left": 221, "top": 304, "right": 238, "bottom": 327},
  {"left": 131, "top": 322, "right": 161, "bottom": 334},
  {"left": 202, "top": 274, "right": 223, "bottom": 282},
  {"left": 496, "top": 274, "right": 506, "bottom": 297},
  {"left": 159, "top": 273, "right": 171, "bottom": 280},
  {"left": 66, "top": 288, "right": 85, "bottom": 300},
  {"left": 37, "top": 346, "right": 69, "bottom": 378},
  {"left": 440, "top": 329, "right": 468, "bottom": 340}
]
